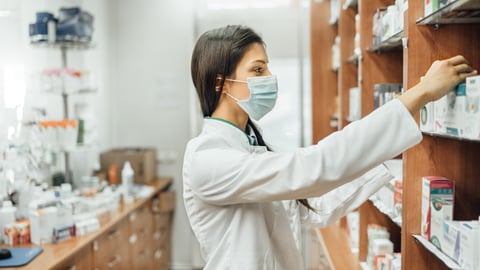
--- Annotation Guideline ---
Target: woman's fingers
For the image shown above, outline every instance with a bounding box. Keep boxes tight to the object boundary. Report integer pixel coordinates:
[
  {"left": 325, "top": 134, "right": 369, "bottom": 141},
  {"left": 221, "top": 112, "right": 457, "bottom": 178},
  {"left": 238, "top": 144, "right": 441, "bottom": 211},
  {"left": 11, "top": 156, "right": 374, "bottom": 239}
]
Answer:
[
  {"left": 448, "top": 55, "right": 469, "bottom": 66},
  {"left": 453, "top": 63, "right": 473, "bottom": 73},
  {"left": 459, "top": 70, "right": 478, "bottom": 80}
]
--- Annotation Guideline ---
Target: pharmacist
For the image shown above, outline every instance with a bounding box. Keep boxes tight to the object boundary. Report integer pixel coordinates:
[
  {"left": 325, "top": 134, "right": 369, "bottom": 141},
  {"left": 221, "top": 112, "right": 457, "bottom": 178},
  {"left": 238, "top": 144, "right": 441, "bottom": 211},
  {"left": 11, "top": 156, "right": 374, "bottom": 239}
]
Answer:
[{"left": 183, "top": 25, "right": 477, "bottom": 269}]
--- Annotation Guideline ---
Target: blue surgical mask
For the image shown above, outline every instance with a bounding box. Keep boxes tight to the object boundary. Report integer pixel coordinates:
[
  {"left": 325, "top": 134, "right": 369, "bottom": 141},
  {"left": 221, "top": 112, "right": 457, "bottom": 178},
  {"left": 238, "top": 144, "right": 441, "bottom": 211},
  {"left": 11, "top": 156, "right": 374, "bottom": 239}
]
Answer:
[{"left": 225, "top": 75, "right": 278, "bottom": 121}]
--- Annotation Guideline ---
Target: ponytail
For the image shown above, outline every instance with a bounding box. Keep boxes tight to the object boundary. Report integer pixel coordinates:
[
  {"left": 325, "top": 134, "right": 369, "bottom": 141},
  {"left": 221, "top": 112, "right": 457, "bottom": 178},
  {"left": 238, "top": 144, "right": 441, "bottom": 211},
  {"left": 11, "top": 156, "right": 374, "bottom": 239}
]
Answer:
[{"left": 247, "top": 119, "right": 316, "bottom": 212}]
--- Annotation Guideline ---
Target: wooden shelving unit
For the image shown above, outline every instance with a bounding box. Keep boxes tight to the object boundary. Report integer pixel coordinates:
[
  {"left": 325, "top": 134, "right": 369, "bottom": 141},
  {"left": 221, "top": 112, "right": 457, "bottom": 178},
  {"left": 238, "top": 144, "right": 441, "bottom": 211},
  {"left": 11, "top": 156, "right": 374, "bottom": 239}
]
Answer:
[
  {"left": 311, "top": 0, "right": 338, "bottom": 142},
  {"left": 310, "top": 0, "right": 480, "bottom": 269}
]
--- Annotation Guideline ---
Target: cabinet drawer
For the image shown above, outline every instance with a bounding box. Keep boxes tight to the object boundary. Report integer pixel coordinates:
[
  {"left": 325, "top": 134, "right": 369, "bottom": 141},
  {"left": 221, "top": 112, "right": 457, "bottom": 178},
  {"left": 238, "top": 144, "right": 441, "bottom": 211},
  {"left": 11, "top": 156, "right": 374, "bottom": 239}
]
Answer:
[
  {"left": 129, "top": 205, "right": 152, "bottom": 233},
  {"left": 52, "top": 245, "right": 93, "bottom": 270},
  {"left": 93, "top": 219, "right": 130, "bottom": 269},
  {"left": 130, "top": 235, "right": 154, "bottom": 270},
  {"left": 152, "top": 245, "right": 171, "bottom": 270}
]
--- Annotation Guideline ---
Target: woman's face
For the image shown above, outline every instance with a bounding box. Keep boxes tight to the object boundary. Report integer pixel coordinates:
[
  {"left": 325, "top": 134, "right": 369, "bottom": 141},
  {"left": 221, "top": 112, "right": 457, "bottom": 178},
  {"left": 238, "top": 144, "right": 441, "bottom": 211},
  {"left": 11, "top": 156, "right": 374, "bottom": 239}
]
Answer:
[{"left": 225, "top": 42, "right": 271, "bottom": 100}]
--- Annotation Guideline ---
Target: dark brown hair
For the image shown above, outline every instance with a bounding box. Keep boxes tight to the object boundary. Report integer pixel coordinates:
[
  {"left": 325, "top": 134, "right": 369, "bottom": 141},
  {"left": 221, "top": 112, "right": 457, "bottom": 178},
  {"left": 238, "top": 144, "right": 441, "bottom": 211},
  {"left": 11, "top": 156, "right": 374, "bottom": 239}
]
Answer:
[{"left": 191, "top": 25, "right": 315, "bottom": 212}]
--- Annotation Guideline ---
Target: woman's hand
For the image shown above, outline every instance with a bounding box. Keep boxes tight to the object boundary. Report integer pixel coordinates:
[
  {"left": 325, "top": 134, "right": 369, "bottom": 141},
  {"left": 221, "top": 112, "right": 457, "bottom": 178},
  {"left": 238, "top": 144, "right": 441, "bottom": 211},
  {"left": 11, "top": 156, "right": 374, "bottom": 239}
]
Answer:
[
  {"left": 398, "top": 55, "right": 477, "bottom": 115},
  {"left": 420, "top": 55, "right": 477, "bottom": 102}
]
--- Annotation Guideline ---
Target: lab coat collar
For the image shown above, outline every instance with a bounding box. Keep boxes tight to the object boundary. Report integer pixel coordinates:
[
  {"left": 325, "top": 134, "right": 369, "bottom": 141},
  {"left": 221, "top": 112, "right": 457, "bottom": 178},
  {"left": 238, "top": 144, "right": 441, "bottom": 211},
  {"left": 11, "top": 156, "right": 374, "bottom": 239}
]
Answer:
[{"left": 203, "top": 117, "right": 254, "bottom": 148}]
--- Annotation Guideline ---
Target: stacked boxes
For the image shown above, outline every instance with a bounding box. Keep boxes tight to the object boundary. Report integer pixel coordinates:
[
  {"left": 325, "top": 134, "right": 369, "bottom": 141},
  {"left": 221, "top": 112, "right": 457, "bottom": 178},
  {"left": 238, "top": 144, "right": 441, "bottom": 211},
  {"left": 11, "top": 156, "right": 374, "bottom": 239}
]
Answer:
[
  {"left": 420, "top": 77, "right": 480, "bottom": 141},
  {"left": 100, "top": 148, "right": 157, "bottom": 184}
]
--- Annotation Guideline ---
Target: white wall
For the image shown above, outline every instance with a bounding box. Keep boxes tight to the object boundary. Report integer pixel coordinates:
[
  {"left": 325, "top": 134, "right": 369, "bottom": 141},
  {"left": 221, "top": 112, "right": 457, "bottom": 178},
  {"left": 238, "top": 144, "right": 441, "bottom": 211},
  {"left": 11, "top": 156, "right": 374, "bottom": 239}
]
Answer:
[{"left": 106, "top": 0, "right": 196, "bottom": 268}]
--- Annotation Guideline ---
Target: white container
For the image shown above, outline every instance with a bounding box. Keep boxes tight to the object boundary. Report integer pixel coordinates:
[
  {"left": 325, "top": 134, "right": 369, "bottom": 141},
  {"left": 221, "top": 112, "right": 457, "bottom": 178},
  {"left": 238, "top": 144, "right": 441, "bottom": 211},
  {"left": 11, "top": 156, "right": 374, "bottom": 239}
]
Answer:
[
  {"left": 0, "top": 201, "right": 16, "bottom": 242},
  {"left": 122, "top": 161, "right": 134, "bottom": 204}
]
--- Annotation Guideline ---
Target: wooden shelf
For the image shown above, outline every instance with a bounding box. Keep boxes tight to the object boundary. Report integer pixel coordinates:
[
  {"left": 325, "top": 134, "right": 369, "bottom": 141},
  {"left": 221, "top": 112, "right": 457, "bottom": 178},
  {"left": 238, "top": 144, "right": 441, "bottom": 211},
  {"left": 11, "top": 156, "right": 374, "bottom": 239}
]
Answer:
[
  {"left": 366, "top": 30, "right": 403, "bottom": 53},
  {"left": 422, "top": 131, "right": 480, "bottom": 143},
  {"left": 416, "top": 0, "right": 480, "bottom": 25},
  {"left": 317, "top": 225, "right": 362, "bottom": 270},
  {"left": 311, "top": 1, "right": 480, "bottom": 269},
  {"left": 412, "top": 235, "right": 461, "bottom": 269}
]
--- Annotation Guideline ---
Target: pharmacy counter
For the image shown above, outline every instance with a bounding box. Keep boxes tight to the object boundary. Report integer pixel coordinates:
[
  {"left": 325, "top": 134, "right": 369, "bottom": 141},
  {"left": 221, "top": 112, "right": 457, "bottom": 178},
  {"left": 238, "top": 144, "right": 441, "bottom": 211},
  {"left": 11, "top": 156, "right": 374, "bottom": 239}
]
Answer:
[{"left": 0, "top": 177, "right": 174, "bottom": 270}]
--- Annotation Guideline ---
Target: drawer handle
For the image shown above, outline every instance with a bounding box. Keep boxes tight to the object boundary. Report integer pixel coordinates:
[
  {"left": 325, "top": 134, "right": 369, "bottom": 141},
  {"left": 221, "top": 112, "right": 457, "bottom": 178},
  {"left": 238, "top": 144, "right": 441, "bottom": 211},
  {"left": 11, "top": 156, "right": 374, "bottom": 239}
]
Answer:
[
  {"left": 154, "top": 249, "right": 163, "bottom": 259},
  {"left": 154, "top": 231, "right": 161, "bottom": 240},
  {"left": 129, "top": 233, "right": 137, "bottom": 244},
  {"left": 108, "top": 255, "right": 122, "bottom": 268},
  {"left": 107, "top": 230, "right": 121, "bottom": 240}
]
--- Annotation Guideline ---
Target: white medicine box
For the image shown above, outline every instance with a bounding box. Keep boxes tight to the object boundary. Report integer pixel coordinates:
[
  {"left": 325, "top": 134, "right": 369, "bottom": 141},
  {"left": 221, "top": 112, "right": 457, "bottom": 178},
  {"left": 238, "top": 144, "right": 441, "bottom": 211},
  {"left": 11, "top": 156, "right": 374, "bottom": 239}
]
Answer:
[
  {"left": 465, "top": 75, "right": 480, "bottom": 139},
  {"left": 420, "top": 102, "right": 434, "bottom": 132},
  {"left": 444, "top": 83, "right": 466, "bottom": 137}
]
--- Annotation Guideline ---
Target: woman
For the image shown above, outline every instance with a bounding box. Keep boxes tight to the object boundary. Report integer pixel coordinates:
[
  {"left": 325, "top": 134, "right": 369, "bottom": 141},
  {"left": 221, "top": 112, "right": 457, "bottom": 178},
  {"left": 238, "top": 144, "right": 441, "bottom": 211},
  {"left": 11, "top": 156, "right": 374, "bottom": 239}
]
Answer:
[{"left": 183, "top": 25, "right": 476, "bottom": 269}]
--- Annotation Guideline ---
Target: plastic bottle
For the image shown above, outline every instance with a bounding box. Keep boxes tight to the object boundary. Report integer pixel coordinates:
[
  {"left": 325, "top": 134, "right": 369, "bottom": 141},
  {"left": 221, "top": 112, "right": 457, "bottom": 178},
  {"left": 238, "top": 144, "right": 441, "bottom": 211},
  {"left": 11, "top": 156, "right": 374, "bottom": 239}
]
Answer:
[{"left": 121, "top": 161, "right": 134, "bottom": 204}]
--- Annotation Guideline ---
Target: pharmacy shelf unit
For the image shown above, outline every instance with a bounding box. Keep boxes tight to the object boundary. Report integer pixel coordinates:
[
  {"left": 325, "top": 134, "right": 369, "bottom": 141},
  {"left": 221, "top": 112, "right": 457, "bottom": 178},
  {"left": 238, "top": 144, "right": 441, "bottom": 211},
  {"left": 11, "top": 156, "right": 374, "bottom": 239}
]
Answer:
[
  {"left": 311, "top": 0, "right": 480, "bottom": 269},
  {"left": 32, "top": 41, "right": 95, "bottom": 185},
  {"left": 311, "top": 0, "right": 338, "bottom": 142},
  {"left": 401, "top": 1, "right": 480, "bottom": 269}
]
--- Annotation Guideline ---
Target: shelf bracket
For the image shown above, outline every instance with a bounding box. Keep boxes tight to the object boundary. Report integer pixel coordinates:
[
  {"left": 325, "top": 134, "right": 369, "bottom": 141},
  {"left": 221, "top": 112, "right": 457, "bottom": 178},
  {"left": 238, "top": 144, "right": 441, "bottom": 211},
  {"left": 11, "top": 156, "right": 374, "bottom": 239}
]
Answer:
[{"left": 402, "top": 38, "right": 408, "bottom": 49}]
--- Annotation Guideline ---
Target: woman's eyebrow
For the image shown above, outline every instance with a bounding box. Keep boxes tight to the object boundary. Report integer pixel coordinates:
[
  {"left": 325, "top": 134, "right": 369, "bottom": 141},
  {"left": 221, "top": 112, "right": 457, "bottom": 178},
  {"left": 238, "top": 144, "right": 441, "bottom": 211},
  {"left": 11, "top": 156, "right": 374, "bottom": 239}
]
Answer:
[{"left": 249, "top": 59, "right": 268, "bottom": 65}]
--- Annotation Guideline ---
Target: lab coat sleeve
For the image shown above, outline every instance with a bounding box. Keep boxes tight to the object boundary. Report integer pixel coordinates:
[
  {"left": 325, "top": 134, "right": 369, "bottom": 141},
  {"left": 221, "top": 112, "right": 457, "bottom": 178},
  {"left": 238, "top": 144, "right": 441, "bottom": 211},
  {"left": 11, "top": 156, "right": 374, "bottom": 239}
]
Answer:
[
  {"left": 186, "top": 99, "right": 421, "bottom": 205},
  {"left": 300, "top": 163, "right": 393, "bottom": 227}
]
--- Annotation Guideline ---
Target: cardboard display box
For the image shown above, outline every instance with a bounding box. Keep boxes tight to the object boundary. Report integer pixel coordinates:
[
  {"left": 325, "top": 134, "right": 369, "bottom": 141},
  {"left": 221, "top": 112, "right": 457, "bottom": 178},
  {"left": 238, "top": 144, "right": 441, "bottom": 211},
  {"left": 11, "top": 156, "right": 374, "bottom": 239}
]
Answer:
[{"left": 100, "top": 148, "right": 157, "bottom": 184}]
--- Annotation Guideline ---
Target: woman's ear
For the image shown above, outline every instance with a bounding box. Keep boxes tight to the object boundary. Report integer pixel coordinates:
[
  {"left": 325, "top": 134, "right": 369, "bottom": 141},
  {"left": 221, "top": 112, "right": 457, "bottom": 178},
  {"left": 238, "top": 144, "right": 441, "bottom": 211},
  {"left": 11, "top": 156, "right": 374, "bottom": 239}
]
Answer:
[{"left": 215, "top": 74, "right": 224, "bottom": 92}]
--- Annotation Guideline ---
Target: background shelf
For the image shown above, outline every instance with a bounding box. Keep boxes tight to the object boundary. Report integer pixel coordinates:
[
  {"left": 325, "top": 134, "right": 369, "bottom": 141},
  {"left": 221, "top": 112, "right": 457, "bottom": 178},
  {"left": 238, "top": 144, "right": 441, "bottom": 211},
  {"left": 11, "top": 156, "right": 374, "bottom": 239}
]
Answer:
[
  {"left": 367, "top": 30, "right": 403, "bottom": 53},
  {"left": 31, "top": 41, "right": 95, "bottom": 50}
]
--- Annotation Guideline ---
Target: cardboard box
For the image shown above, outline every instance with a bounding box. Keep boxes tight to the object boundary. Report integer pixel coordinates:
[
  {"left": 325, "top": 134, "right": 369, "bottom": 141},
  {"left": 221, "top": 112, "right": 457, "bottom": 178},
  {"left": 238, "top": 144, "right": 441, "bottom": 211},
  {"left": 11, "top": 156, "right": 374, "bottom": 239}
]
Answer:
[
  {"left": 100, "top": 148, "right": 157, "bottom": 184},
  {"left": 421, "top": 176, "right": 454, "bottom": 241}
]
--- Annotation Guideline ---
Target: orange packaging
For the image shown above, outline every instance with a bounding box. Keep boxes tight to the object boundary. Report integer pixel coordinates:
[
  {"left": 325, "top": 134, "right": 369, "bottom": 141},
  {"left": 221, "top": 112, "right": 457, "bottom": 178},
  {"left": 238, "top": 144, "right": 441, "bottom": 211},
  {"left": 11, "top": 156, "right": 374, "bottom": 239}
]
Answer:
[{"left": 108, "top": 164, "right": 119, "bottom": 185}]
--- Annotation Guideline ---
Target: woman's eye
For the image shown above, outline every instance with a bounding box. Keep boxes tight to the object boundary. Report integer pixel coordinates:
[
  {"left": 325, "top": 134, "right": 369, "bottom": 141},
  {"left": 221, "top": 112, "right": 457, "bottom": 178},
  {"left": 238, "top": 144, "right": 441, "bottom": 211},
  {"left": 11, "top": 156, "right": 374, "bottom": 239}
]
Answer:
[{"left": 254, "top": 67, "right": 262, "bottom": 73}]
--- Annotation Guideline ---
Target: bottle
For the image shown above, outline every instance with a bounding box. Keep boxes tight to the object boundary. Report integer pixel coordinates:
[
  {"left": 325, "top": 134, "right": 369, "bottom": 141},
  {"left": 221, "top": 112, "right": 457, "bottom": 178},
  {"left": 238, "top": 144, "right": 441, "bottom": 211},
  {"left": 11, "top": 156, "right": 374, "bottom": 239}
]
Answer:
[
  {"left": 121, "top": 161, "right": 134, "bottom": 204},
  {"left": 108, "top": 164, "right": 118, "bottom": 185}
]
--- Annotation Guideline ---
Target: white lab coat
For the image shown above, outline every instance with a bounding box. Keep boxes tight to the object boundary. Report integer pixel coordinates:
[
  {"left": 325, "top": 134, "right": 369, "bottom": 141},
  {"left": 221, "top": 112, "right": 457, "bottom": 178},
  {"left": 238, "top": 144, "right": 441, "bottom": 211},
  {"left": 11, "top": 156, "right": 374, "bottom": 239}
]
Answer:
[{"left": 183, "top": 99, "right": 422, "bottom": 270}]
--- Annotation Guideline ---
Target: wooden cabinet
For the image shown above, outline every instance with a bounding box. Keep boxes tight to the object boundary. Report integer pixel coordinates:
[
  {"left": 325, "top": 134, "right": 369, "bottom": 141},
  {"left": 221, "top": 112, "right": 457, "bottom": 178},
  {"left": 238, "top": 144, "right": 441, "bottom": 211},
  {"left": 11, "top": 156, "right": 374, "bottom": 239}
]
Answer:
[
  {"left": 129, "top": 204, "right": 154, "bottom": 270},
  {"left": 0, "top": 178, "right": 173, "bottom": 270},
  {"left": 93, "top": 218, "right": 131, "bottom": 269},
  {"left": 311, "top": 0, "right": 480, "bottom": 269},
  {"left": 51, "top": 245, "right": 93, "bottom": 270}
]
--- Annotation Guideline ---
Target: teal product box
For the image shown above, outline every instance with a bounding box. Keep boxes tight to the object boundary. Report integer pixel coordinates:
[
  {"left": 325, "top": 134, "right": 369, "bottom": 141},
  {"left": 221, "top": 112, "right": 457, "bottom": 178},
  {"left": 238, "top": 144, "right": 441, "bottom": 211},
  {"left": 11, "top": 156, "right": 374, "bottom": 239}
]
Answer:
[
  {"left": 465, "top": 75, "right": 480, "bottom": 139},
  {"left": 421, "top": 176, "right": 454, "bottom": 241}
]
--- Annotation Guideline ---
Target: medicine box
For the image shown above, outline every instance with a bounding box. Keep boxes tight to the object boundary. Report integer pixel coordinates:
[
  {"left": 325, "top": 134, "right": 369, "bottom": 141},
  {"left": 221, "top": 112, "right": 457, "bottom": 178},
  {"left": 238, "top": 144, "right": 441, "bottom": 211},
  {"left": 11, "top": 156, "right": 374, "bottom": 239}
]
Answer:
[
  {"left": 100, "top": 148, "right": 157, "bottom": 184},
  {"left": 459, "top": 221, "right": 479, "bottom": 270},
  {"left": 420, "top": 102, "right": 435, "bottom": 132},
  {"left": 421, "top": 176, "right": 454, "bottom": 241},
  {"left": 444, "top": 83, "right": 466, "bottom": 137},
  {"left": 465, "top": 75, "right": 480, "bottom": 139},
  {"left": 434, "top": 95, "right": 448, "bottom": 134},
  {"left": 433, "top": 220, "right": 479, "bottom": 270},
  {"left": 424, "top": 0, "right": 451, "bottom": 17}
]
